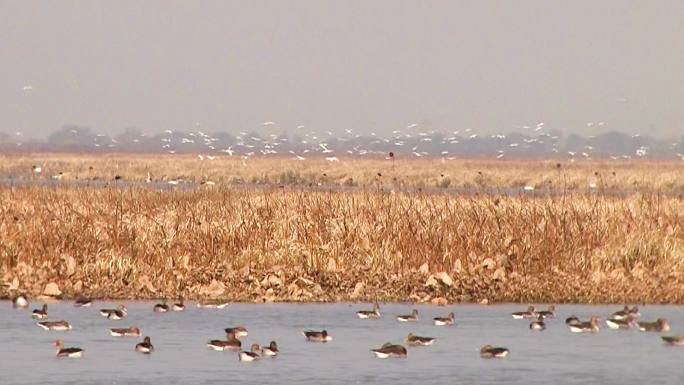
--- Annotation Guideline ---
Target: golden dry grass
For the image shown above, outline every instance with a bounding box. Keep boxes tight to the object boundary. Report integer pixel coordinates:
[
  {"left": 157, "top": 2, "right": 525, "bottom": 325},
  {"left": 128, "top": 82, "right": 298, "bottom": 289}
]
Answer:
[
  {"left": 1, "top": 153, "right": 684, "bottom": 193},
  {"left": 1, "top": 185, "right": 683, "bottom": 303}
]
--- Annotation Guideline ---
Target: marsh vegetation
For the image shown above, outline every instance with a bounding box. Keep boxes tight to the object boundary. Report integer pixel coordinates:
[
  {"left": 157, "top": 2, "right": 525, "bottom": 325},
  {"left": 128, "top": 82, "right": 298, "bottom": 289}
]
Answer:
[{"left": 1, "top": 160, "right": 682, "bottom": 303}]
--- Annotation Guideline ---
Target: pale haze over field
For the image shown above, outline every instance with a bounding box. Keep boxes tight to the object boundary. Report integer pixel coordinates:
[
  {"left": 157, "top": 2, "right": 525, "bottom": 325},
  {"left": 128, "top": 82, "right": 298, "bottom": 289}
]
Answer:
[{"left": 2, "top": 0, "right": 683, "bottom": 140}]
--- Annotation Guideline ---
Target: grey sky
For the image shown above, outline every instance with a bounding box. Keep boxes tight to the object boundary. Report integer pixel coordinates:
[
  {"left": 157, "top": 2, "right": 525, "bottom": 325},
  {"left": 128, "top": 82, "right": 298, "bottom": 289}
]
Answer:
[{"left": 2, "top": 0, "right": 683, "bottom": 139}]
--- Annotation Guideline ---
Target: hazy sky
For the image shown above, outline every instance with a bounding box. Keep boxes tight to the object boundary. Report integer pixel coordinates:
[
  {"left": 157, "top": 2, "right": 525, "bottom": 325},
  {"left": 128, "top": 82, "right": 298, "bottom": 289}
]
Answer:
[{"left": 2, "top": 0, "right": 683, "bottom": 139}]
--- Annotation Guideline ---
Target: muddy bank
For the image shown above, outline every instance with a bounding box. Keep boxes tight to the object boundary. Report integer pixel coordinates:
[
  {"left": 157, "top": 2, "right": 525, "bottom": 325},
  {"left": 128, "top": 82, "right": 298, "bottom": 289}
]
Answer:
[{"left": 2, "top": 262, "right": 683, "bottom": 304}]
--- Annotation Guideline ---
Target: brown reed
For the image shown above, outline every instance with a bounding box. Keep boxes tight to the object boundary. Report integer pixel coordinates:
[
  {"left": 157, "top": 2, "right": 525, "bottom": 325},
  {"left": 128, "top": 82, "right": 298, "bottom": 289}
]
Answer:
[{"left": 1, "top": 185, "right": 682, "bottom": 303}]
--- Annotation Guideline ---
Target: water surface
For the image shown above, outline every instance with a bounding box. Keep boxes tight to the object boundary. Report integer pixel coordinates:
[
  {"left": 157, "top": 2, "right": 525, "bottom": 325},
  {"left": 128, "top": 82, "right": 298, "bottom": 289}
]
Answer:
[
  {"left": 2, "top": 302, "right": 683, "bottom": 384},
  {"left": 0, "top": 177, "right": 649, "bottom": 197}
]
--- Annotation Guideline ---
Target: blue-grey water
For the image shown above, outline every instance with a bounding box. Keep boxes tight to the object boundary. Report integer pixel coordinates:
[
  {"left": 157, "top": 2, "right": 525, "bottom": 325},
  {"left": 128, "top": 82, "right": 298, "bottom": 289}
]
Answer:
[
  {"left": 0, "top": 177, "right": 650, "bottom": 197},
  {"left": 2, "top": 302, "right": 683, "bottom": 384}
]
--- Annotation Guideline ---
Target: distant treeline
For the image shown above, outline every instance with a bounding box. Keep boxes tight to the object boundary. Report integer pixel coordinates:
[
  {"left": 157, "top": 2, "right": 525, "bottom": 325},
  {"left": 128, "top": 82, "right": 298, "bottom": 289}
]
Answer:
[{"left": 1, "top": 126, "right": 683, "bottom": 159}]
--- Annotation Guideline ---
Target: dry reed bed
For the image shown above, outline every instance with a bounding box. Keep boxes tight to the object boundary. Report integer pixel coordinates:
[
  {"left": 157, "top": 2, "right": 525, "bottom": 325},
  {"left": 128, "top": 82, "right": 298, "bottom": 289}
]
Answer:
[
  {"left": 1, "top": 186, "right": 683, "bottom": 303},
  {"left": 2, "top": 154, "right": 684, "bottom": 193}
]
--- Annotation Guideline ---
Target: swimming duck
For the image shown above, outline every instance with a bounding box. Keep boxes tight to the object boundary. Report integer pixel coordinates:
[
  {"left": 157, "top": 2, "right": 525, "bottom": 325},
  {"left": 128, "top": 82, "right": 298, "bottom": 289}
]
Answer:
[
  {"left": 661, "top": 335, "right": 684, "bottom": 346},
  {"left": 303, "top": 330, "right": 332, "bottom": 342},
  {"left": 511, "top": 306, "right": 536, "bottom": 319},
  {"left": 536, "top": 305, "right": 556, "bottom": 319},
  {"left": 32, "top": 304, "right": 48, "bottom": 319},
  {"left": 606, "top": 316, "right": 637, "bottom": 330},
  {"left": 12, "top": 294, "right": 29, "bottom": 308},
  {"left": 110, "top": 327, "right": 141, "bottom": 337},
  {"left": 261, "top": 341, "right": 279, "bottom": 357},
  {"left": 396, "top": 309, "right": 419, "bottom": 322},
  {"left": 74, "top": 298, "right": 93, "bottom": 307},
  {"left": 153, "top": 300, "right": 169, "bottom": 313},
  {"left": 136, "top": 336, "right": 154, "bottom": 354},
  {"left": 638, "top": 318, "right": 671, "bottom": 332},
  {"left": 568, "top": 316, "right": 600, "bottom": 333},
  {"left": 54, "top": 340, "right": 83, "bottom": 358},
  {"left": 196, "top": 301, "right": 229, "bottom": 309},
  {"left": 100, "top": 305, "right": 127, "bottom": 320},
  {"left": 433, "top": 312, "right": 455, "bottom": 326},
  {"left": 611, "top": 305, "right": 640, "bottom": 320},
  {"left": 37, "top": 320, "right": 72, "bottom": 331},
  {"left": 224, "top": 326, "right": 249, "bottom": 338},
  {"left": 529, "top": 315, "right": 546, "bottom": 331},
  {"left": 173, "top": 298, "right": 185, "bottom": 311},
  {"left": 371, "top": 343, "right": 407, "bottom": 358},
  {"left": 405, "top": 333, "right": 435, "bottom": 346},
  {"left": 565, "top": 315, "right": 580, "bottom": 325},
  {"left": 356, "top": 303, "right": 381, "bottom": 319},
  {"left": 207, "top": 332, "right": 242, "bottom": 351},
  {"left": 238, "top": 344, "right": 261, "bottom": 362},
  {"left": 480, "top": 345, "right": 509, "bottom": 358}
]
